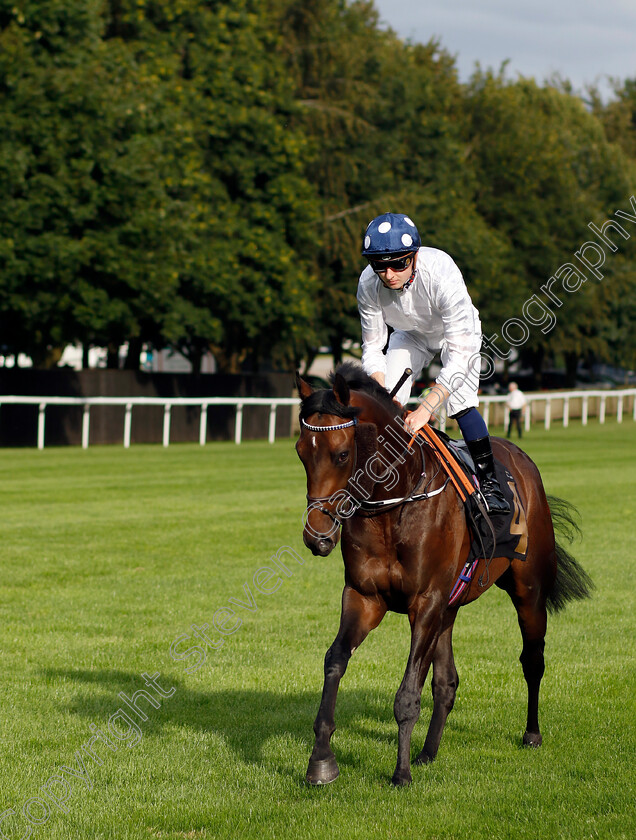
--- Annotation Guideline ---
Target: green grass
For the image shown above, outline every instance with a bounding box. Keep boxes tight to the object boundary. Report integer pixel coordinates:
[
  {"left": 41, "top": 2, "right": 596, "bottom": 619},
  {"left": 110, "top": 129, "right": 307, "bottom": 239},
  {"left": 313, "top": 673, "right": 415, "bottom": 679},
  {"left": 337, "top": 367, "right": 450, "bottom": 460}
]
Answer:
[{"left": 0, "top": 421, "right": 634, "bottom": 840}]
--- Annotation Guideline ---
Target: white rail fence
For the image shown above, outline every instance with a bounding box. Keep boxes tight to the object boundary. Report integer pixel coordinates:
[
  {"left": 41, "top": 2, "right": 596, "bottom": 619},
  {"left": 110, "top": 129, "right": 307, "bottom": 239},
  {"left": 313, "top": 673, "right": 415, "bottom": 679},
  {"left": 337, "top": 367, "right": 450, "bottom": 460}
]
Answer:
[
  {"left": 470, "top": 388, "right": 636, "bottom": 433},
  {"left": 0, "top": 389, "right": 634, "bottom": 449}
]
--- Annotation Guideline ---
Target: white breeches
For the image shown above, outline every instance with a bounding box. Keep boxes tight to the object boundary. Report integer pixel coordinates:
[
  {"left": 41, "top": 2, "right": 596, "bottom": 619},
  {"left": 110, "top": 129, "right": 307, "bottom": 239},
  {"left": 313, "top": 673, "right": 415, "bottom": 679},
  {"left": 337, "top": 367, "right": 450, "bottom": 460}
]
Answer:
[{"left": 385, "top": 330, "right": 481, "bottom": 416}]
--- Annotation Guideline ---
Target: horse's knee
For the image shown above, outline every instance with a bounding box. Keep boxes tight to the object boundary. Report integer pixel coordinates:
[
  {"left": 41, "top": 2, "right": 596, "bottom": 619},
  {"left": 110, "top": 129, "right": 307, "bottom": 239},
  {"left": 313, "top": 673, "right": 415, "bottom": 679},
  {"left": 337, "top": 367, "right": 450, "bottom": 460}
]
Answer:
[
  {"left": 394, "top": 687, "right": 421, "bottom": 726},
  {"left": 324, "top": 643, "right": 350, "bottom": 681}
]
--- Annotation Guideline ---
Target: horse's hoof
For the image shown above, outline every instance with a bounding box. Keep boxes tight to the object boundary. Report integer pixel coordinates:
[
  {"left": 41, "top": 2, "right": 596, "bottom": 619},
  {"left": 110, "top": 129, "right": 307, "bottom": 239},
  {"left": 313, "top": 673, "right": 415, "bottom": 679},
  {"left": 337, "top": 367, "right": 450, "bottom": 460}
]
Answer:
[
  {"left": 523, "top": 731, "right": 542, "bottom": 747},
  {"left": 414, "top": 749, "right": 435, "bottom": 766},
  {"left": 391, "top": 770, "right": 412, "bottom": 787},
  {"left": 306, "top": 756, "right": 339, "bottom": 785}
]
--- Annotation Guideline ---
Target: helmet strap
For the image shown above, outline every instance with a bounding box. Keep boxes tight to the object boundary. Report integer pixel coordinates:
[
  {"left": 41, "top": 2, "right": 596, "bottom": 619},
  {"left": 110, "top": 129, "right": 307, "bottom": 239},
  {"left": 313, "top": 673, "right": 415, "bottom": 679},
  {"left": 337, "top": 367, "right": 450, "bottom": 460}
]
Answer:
[{"left": 402, "top": 255, "right": 417, "bottom": 291}]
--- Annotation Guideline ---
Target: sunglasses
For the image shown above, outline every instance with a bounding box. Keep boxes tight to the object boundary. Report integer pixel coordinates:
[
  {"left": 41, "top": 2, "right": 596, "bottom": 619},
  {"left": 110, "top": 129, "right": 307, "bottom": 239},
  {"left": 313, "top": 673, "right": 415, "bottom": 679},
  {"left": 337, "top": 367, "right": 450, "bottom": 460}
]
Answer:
[{"left": 369, "top": 254, "right": 413, "bottom": 273}]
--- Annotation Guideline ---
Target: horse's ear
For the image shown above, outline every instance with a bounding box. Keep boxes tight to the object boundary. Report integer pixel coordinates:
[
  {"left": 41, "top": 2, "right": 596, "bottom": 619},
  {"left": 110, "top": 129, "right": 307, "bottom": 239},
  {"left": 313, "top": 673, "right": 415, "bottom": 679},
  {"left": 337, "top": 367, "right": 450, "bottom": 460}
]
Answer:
[
  {"left": 295, "top": 371, "right": 314, "bottom": 401},
  {"left": 333, "top": 372, "right": 350, "bottom": 406}
]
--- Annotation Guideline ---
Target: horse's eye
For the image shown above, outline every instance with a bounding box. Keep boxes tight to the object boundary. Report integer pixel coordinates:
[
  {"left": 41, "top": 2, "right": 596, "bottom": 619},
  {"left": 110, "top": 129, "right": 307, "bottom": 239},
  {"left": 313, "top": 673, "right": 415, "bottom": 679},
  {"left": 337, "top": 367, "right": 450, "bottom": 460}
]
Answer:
[{"left": 337, "top": 451, "right": 350, "bottom": 464}]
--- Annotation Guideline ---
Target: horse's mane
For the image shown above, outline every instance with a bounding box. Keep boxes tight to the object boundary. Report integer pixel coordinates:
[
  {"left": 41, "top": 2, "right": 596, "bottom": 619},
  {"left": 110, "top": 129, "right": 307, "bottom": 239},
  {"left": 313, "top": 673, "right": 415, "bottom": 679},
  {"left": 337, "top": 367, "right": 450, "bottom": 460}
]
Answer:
[
  {"left": 334, "top": 362, "right": 401, "bottom": 414},
  {"left": 299, "top": 362, "right": 401, "bottom": 421}
]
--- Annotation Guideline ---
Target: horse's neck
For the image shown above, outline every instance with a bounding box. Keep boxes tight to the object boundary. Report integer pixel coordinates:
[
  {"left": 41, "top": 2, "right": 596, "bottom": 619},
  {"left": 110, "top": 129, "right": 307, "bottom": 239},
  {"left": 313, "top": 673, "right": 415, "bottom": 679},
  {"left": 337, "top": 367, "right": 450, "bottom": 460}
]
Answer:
[{"left": 357, "top": 395, "right": 424, "bottom": 498}]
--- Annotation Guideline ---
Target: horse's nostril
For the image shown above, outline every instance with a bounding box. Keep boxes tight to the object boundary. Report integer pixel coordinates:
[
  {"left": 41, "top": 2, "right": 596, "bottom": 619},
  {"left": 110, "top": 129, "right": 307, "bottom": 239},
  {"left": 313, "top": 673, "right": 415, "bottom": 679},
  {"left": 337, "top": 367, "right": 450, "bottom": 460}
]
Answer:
[
  {"left": 304, "top": 532, "right": 334, "bottom": 556},
  {"left": 316, "top": 539, "right": 334, "bottom": 556}
]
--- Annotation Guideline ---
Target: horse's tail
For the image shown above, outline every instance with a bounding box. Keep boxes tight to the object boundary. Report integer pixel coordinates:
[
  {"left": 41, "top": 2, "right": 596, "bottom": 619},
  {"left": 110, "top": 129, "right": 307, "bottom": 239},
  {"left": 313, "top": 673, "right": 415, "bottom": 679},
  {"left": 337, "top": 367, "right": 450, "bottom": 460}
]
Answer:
[{"left": 545, "top": 495, "right": 594, "bottom": 614}]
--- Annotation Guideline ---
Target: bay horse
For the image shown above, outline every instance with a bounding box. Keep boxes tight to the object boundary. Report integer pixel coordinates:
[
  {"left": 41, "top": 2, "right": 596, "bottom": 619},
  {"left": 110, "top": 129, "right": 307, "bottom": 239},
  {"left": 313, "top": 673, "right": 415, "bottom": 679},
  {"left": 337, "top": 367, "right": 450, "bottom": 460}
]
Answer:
[{"left": 295, "top": 363, "right": 592, "bottom": 786}]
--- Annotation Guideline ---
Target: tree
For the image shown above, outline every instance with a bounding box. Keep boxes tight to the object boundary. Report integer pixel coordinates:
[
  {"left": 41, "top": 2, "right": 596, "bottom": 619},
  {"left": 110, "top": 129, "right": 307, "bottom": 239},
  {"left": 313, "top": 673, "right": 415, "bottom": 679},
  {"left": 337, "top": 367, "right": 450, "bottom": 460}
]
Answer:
[
  {"left": 0, "top": 2, "right": 202, "bottom": 367},
  {"left": 275, "top": 1, "right": 504, "bottom": 369},
  {"left": 2, "top": 1, "right": 635, "bottom": 381},
  {"left": 464, "top": 71, "right": 636, "bottom": 383},
  {"left": 0, "top": 0, "right": 320, "bottom": 372}
]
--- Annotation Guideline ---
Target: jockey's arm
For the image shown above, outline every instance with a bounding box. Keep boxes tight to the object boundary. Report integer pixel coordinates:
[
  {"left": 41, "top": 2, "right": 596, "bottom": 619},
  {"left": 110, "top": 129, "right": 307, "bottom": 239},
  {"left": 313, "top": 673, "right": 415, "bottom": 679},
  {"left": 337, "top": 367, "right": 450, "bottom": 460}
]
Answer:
[
  {"left": 370, "top": 371, "right": 385, "bottom": 388},
  {"left": 404, "top": 382, "right": 451, "bottom": 433}
]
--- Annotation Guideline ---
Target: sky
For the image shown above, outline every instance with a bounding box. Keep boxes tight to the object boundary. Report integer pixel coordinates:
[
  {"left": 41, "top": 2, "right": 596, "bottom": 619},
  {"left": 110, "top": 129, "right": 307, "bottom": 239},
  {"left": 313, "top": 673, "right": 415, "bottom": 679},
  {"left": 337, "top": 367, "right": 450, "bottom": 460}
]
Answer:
[{"left": 372, "top": 0, "right": 636, "bottom": 99}]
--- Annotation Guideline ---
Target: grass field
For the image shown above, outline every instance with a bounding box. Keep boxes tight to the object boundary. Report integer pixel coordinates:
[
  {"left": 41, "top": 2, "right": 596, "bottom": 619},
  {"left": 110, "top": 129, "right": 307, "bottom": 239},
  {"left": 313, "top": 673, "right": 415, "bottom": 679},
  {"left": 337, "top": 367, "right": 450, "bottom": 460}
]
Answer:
[{"left": 0, "top": 421, "right": 634, "bottom": 840}]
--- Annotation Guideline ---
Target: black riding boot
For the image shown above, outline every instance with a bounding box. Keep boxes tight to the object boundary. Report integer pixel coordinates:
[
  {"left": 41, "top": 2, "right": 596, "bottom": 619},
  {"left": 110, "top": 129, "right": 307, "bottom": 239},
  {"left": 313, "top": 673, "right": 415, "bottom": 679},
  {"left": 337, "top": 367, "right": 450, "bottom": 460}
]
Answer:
[{"left": 466, "top": 436, "right": 510, "bottom": 514}]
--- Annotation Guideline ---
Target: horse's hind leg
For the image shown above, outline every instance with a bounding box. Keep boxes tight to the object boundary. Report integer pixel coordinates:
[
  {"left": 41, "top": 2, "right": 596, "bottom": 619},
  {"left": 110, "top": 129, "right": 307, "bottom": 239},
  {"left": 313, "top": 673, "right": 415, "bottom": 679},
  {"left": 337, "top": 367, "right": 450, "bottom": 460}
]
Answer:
[
  {"left": 499, "top": 565, "right": 548, "bottom": 747},
  {"left": 414, "top": 611, "right": 459, "bottom": 766},
  {"left": 519, "top": 606, "right": 547, "bottom": 747}
]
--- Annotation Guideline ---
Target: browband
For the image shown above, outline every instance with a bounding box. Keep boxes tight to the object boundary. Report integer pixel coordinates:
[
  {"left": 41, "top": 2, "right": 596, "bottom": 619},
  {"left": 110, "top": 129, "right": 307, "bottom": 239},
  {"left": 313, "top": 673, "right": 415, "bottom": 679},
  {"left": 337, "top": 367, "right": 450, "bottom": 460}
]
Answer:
[{"left": 301, "top": 417, "right": 358, "bottom": 432}]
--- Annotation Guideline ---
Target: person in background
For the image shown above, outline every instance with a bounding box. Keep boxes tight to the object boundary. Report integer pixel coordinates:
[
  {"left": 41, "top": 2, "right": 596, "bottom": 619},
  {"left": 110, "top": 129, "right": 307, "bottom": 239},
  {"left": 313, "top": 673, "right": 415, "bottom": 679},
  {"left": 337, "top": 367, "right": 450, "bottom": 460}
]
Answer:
[
  {"left": 357, "top": 212, "right": 510, "bottom": 514},
  {"left": 506, "top": 381, "right": 526, "bottom": 439}
]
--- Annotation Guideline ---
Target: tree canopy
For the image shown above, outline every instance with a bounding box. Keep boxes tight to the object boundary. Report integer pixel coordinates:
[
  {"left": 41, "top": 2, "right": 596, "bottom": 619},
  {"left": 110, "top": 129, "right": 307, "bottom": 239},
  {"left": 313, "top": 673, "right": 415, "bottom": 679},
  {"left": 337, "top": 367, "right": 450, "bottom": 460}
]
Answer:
[{"left": 1, "top": 0, "right": 635, "bottom": 379}]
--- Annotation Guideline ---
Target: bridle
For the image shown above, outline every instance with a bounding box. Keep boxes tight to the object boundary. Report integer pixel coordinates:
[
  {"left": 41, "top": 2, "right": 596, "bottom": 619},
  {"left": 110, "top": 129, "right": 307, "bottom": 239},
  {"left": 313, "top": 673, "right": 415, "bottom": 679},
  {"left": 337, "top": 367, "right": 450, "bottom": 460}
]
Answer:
[
  {"left": 301, "top": 415, "right": 449, "bottom": 529},
  {"left": 301, "top": 418, "right": 358, "bottom": 433},
  {"left": 302, "top": 417, "right": 358, "bottom": 529}
]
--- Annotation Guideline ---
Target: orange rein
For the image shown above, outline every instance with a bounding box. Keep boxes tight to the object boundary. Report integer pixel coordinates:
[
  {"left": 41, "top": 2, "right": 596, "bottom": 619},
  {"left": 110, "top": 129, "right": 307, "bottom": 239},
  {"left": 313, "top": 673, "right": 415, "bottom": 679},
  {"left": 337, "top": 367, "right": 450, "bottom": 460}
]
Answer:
[{"left": 407, "top": 421, "right": 477, "bottom": 504}]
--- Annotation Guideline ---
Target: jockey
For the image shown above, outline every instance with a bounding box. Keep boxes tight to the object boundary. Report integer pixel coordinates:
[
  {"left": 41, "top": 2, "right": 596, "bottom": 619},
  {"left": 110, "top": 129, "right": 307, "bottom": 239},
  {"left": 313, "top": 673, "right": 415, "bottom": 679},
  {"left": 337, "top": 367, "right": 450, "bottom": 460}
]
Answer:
[{"left": 357, "top": 212, "right": 510, "bottom": 514}]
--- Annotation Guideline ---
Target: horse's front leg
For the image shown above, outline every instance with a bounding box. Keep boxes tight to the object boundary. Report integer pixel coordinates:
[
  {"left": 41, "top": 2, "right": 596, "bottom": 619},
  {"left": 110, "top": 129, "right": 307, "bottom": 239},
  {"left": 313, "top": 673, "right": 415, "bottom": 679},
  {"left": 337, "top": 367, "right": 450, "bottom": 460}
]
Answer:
[
  {"left": 392, "top": 594, "right": 444, "bottom": 786},
  {"left": 307, "top": 585, "right": 386, "bottom": 785},
  {"left": 415, "top": 611, "right": 459, "bottom": 765}
]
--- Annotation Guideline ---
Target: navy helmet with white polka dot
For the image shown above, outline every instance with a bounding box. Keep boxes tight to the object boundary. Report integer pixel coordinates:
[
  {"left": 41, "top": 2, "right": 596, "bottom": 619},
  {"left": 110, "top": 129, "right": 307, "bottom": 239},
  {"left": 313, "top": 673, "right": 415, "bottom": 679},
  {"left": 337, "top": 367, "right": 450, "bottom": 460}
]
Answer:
[{"left": 361, "top": 213, "right": 421, "bottom": 258}]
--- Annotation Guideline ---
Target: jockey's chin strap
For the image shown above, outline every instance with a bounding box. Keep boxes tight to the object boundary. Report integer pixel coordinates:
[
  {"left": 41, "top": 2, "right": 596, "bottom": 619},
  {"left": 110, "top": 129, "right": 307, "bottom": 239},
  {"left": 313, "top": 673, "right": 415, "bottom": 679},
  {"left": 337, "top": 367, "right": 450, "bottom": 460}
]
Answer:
[
  {"left": 382, "top": 263, "right": 416, "bottom": 293},
  {"left": 402, "top": 262, "right": 417, "bottom": 291}
]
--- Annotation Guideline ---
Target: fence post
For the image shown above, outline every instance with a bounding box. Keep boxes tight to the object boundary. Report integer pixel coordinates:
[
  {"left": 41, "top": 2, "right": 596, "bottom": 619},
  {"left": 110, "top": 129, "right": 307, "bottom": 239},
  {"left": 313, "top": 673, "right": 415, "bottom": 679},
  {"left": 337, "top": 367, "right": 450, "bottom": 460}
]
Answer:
[
  {"left": 524, "top": 402, "right": 531, "bottom": 432},
  {"left": 617, "top": 395, "right": 623, "bottom": 423},
  {"left": 37, "top": 403, "right": 46, "bottom": 450},
  {"left": 582, "top": 395, "right": 588, "bottom": 426},
  {"left": 599, "top": 395, "right": 606, "bottom": 424},
  {"left": 199, "top": 404, "right": 208, "bottom": 446},
  {"left": 268, "top": 403, "right": 277, "bottom": 444},
  {"left": 545, "top": 399, "right": 551, "bottom": 430},
  {"left": 482, "top": 401, "right": 489, "bottom": 427},
  {"left": 124, "top": 403, "right": 132, "bottom": 448},
  {"left": 163, "top": 404, "right": 171, "bottom": 447},
  {"left": 235, "top": 403, "right": 244, "bottom": 444},
  {"left": 563, "top": 397, "right": 569, "bottom": 428},
  {"left": 82, "top": 404, "right": 90, "bottom": 449}
]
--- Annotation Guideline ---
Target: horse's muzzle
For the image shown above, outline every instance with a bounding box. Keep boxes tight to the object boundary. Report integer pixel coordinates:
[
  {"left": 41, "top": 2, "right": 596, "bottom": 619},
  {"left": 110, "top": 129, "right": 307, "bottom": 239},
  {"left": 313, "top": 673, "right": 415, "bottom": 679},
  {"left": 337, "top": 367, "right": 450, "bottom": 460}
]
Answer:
[
  {"left": 304, "top": 531, "right": 337, "bottom": 557},
  {"left": 303, "top": 504, "right": 341, "bottom": 556}
]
